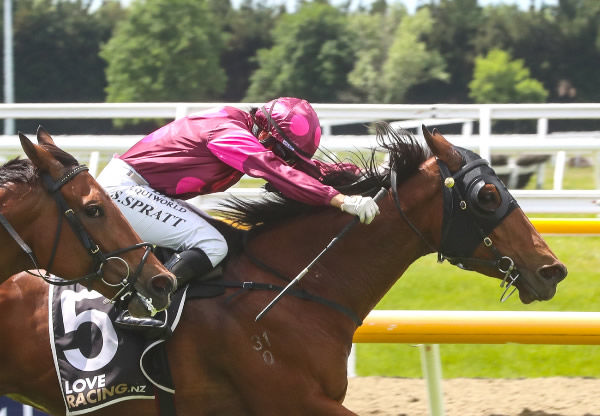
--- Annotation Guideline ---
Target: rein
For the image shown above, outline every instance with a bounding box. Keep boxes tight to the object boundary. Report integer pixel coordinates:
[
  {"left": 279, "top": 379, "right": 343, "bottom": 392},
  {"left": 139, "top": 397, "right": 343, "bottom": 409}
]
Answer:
[{"left": 0, "top": 165, "right": 154, "bottom": 306}]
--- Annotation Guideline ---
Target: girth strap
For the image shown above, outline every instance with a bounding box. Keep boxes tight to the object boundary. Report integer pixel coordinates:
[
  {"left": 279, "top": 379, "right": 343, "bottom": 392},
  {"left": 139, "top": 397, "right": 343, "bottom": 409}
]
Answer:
[{"left": 202, "top": 280, "right": 363, "bottom": 326}]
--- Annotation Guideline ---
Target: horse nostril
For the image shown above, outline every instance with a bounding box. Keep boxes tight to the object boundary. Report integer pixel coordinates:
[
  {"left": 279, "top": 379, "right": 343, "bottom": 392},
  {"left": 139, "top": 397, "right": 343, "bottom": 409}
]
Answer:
[
  {"left": 537, "top": 263, "right": 568, "bottom": 282},
  {"left": 151, "top": 273, "right": 175, "bottom": 293}
]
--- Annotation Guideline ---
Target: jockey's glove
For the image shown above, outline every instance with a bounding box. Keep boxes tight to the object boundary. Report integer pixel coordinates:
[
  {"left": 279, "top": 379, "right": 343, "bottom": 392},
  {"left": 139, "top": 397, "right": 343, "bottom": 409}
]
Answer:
[{"left": 341, "top": 195, "right": 380, "bottom": 224}]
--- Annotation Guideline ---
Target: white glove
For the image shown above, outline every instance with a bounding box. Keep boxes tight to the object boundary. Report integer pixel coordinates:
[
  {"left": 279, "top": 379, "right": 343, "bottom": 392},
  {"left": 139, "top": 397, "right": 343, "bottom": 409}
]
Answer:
[{"left": 340, "top": 195, "right": 380, "bottom": 224}]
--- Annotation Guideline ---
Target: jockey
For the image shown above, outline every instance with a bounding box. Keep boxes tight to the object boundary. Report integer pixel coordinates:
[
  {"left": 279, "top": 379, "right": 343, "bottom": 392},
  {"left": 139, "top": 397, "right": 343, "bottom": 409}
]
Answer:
[{"left": 97, "top": 97, "right": 380, "bottom": 327}]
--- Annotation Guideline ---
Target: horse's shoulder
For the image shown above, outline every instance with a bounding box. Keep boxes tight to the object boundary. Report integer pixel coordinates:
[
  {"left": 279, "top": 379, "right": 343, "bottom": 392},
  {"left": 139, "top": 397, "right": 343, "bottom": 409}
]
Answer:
[{"left": 0, "top": 273, "right": 47, "bottom": 314}]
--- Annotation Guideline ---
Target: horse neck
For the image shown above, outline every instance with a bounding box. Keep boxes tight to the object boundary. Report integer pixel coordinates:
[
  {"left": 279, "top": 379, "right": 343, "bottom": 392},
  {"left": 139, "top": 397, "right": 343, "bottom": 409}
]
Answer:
[
  {"left": 0, "top": 184, "right": 48, "bottom": 280},
  {"left": 317, "top": 168, "right": 442, "bottom": 321},
  {"left": 249, "top": 159, "right": 442, "bottom": 327}
]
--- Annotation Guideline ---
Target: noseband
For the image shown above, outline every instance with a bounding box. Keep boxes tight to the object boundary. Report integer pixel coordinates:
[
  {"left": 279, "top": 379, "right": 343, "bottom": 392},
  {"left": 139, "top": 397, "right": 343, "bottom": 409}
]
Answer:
[
  {"left": 390, "top": 147, "right": 521, "bottom": 302},
  {"left": 0, "top": 164, "right": 154, "bottom": 306}
]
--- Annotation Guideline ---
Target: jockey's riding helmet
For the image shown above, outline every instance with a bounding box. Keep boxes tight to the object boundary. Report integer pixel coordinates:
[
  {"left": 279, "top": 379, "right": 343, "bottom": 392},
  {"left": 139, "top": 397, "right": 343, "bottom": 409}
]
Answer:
[{"left": 254, "top": 97, "right": 322, "bottom": 166}]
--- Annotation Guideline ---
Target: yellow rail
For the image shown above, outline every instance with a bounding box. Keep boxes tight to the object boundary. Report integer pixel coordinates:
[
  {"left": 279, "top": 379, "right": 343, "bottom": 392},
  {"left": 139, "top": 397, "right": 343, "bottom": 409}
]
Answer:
[
  {"left": 530, "top": 218, "right": 600, "bottom": 234},
  {"left": 353, "top": 310, "right": 600, "bottom": 345}
]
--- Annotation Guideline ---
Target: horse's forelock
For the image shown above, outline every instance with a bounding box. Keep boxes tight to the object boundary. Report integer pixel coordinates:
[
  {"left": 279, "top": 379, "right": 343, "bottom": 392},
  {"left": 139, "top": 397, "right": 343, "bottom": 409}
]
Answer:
[{"left": 0, "top": 158, "right": 36, "bottom": 187}]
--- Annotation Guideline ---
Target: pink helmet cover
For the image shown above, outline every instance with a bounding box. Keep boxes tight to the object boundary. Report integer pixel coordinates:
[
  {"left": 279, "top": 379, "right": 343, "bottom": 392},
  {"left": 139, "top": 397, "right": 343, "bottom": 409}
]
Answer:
[{"left": 255, "top": 97, "right": 322, "bottom": 164}]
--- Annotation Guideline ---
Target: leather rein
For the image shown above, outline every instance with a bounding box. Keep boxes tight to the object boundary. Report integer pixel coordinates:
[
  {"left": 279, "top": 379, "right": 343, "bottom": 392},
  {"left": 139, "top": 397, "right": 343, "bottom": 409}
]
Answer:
[{"left": 0, "top": 164, "right": 154, "bottom": 305}]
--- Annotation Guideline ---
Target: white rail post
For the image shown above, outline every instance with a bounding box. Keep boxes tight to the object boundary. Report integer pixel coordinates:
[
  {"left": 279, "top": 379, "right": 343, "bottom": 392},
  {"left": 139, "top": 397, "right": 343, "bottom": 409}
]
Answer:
[
  {"left": 537, "top": 117, "right": 554, "bottom": 189},
  {"left": 553, "top": 151, "right": 566, "bottom": 191},
  {"left": 595, "top": 151, "right": 600, "bottom": 190},
  {"left": 478, "top": 106, "right": 491, "bottom": 162},
  {"left": 537, "top": 117, "right": 548, "bottom": 139},
  {"left": 461, "top": 121, "right": 473, "bottom": 137},
  {"left": 419, "top": 344, "right": 445, "bottom": 416},
  {"left": 3, "top": 0, "right": 15, "bottom": 135},
  {"left": 88, "top": 150, "right": 100, "bottom": 178}
]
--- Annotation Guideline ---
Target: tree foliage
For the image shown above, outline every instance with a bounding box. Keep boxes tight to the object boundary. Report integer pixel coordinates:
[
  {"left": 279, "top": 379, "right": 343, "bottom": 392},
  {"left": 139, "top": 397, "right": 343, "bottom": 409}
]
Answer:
[
  {"left": 425, "top": 0, "right": 483, "bottom": 102},
  {"left": 244, "top": 2, "right": 354, "bottom": 102},
  {"left": 100, "top": 0, "right": 226, "bottom": 102},
  {"left": 12, "top": 0, "right": 121, "bottom": 102},
  {"left": 4, "top": 0, "right": 600, "bottom": 107},
  {"left": 345, "top": 4, "right": 405, "bottom": 102},
  {"left": 380, "top": 8, "right": 449, "bottom": 103},
  {"left": 468, "top": 49, "right": 548, "bottom": 103},
  {"left": 552, "top": 0, "right": 600, "bottom": 101},
  {"left": 220, "top": 1, "right": 280, "bottom": 101}
]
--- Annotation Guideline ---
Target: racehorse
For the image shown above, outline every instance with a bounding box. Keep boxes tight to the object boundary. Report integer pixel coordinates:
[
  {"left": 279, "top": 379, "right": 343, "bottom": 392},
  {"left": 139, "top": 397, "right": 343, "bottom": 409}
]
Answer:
[
  {"left": 0, "top": 127, "right": 175, "bottom": 317},
  {"left": 0, "top": 125, "right": 566, "bottom": 415}
]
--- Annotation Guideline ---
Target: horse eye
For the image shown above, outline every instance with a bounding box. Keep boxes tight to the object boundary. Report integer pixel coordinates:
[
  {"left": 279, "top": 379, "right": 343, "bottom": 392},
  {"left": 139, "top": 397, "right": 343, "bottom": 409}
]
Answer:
[
  {"left": 84, "top": 204, "right": 104, "bottom": 218},
  {"left": 477, "top": 184, "right": 502, "bottom": 212}
]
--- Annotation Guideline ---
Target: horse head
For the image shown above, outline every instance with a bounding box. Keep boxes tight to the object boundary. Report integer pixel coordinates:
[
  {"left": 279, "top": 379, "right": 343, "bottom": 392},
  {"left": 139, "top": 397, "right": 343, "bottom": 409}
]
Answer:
[
  {"left": 421, "top": 125, "right": 567, "bottom": 303},
  {"left": 13, "top": 127, "right": 177, "bottom": 317}
]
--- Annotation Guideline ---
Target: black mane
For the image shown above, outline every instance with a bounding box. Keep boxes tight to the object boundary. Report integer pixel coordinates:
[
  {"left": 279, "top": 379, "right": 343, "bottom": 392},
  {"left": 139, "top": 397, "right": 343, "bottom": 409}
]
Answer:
[
  {"left": 0, "top": 142, "right": 79, "bottom": 187},
  {"left": 216, "top": 122, "right": 430, "bottom": 233}
]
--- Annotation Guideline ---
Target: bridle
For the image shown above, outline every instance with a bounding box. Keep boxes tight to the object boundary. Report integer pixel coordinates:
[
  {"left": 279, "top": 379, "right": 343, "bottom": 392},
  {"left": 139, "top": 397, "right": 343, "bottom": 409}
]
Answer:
[
  {"left": 0, "top": 164, "right": 156, "bottom": 308},
  {"left": 390, "top": 147, "right": 522, "bottom": 302}
]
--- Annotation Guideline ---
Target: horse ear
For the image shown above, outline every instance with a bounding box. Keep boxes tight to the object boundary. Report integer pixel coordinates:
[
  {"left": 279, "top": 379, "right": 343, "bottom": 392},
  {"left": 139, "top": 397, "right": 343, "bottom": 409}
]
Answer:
[
  {"left": 421, "top": 125, "right": 462, "bottom": 171},
  {"left": 19, "top": 132, "right": 64, "bottom": 177},
  {"left": 36, "top": 125, "right": 56, "bottom": 146}
]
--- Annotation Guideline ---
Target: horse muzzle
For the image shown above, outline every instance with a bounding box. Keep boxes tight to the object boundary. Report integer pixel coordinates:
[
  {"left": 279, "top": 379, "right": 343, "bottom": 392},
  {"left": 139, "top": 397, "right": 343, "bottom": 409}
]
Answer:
[
  {"left": 517, "top": 262, "right": 567, "bottom": 304},
  {"left": 130, "top": 272, "right": 176, "bottom": 316}
]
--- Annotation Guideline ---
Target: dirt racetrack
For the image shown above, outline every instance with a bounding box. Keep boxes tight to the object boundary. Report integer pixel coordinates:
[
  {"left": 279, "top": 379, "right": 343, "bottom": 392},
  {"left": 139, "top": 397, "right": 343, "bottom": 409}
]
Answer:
[{"left": 344, "top": 377, "right": 600, "bottom": 416}]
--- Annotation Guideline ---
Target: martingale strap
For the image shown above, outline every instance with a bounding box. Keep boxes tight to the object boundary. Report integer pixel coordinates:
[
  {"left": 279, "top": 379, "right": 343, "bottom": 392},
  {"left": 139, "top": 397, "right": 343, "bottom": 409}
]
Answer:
[
  {"left": 241, "top": 232, "right": 365, "bottom": 326},
  {"left": 202, "top": 279, "right": 363, "bottom": 326}
]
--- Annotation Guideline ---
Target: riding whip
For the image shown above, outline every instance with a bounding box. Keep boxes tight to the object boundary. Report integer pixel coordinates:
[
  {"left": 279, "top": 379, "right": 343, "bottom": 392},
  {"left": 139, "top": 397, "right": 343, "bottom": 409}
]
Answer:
[{"left": 255, "top": 187, "right": 388, "bottom": 322}]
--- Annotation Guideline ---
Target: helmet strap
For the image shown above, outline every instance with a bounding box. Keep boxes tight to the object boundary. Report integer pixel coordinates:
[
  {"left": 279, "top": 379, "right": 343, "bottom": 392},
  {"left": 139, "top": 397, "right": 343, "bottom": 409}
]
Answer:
[{"left": 260, "top": 103, "right": 313, "bottom": 159}]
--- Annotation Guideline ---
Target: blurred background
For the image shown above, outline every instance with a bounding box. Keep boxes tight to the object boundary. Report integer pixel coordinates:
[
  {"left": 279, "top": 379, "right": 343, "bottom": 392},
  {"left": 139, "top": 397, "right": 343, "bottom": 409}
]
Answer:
[{"left": 2, "top": 0, "right": 597, "bottom": 134}]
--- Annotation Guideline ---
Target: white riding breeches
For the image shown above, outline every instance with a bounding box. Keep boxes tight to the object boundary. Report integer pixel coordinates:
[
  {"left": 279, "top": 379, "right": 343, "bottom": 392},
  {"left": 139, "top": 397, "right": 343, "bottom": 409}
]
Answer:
[{"left": 97, "top": 158, "right": 228, "bottom": 267}]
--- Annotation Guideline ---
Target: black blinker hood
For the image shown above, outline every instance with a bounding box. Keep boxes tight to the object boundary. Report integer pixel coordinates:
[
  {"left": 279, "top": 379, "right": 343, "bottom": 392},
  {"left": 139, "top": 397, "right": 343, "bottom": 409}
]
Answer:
[{"left": 437, "top": 147, "right": 519, "bottom": 258}]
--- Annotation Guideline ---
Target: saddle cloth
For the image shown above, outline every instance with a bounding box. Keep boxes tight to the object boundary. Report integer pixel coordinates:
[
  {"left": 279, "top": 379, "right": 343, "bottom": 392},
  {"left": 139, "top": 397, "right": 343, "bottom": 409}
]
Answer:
[{"left": 49, "top": 283, "right": 188, "bottom": 415}]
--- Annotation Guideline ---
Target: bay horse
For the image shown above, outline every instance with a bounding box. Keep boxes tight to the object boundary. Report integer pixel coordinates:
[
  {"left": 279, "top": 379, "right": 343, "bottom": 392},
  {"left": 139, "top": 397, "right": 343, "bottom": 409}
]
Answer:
[
  {"left": 0, "top": 125, "right": 566, "bottom": 415},
  {"left": 0, "top": 127, "right": 175, "bottom": 317}
]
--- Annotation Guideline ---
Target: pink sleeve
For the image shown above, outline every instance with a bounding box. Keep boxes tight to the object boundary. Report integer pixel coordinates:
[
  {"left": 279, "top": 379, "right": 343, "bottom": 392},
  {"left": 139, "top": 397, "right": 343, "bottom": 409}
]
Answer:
[{"left": 207, "top": 125, "right": 339, "bottom": 206}]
